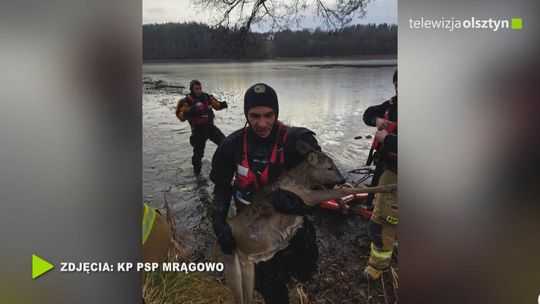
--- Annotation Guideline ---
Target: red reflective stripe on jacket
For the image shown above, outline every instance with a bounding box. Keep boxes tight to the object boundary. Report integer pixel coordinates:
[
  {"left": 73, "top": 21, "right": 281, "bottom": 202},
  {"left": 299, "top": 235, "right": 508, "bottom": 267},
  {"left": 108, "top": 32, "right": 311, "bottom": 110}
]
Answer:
[
  {"left": 257, "top": 122, "right": 289, "bottom": 188},
  {"left": 233, "top": 122, "right": 289, "bottom": 212}
]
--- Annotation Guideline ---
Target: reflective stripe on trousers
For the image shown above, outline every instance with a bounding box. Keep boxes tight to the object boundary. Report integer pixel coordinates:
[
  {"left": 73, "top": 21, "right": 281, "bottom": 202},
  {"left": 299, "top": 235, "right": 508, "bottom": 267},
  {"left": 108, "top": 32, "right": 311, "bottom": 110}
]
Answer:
[{"left": 370, "top": 243, "right": 393, "bottom": 260}]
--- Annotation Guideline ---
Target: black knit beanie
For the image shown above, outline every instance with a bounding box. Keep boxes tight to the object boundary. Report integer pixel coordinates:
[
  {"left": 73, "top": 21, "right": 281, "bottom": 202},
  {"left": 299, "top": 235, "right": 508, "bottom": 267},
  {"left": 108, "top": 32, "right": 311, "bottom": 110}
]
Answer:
[{"left": 244, "top": 83, "right": 279, "bottom": 120}]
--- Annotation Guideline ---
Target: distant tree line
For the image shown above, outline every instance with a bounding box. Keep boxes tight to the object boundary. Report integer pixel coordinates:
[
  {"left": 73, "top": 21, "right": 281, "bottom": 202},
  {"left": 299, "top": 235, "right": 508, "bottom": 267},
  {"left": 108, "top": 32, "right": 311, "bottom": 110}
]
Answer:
[{"left": 143, "top": 22, "right": 397, "bottom": 60}]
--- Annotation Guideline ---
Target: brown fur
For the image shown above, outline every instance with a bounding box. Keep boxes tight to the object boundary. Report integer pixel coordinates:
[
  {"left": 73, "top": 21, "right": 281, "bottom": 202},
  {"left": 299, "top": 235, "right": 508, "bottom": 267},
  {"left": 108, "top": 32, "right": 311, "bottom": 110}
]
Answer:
[{"left": 223, "top": 141, "right": 397, "bottom": 304}]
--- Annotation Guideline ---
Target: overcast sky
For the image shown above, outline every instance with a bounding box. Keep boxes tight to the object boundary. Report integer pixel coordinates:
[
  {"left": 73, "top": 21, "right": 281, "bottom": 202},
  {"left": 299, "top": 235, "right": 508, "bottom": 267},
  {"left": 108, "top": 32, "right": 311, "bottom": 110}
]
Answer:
[{"left": 143, "top": 0, "right": 397, "bottom": 30}]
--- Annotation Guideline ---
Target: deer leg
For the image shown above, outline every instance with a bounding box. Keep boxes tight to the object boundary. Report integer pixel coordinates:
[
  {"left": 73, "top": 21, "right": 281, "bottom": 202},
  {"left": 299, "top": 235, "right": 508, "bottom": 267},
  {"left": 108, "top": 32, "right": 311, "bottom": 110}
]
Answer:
[
  {"left": 239, "top": 253, "right": 255, "bottom": 304},
  {"left": 222, "top": 252, "right": 244, "bottom": 304},
  {"left": 299, "top": 184, "right": 398, "bottom": 206},
  {"left": 336, "top": 198, "right": 349, "bottom": 214}
]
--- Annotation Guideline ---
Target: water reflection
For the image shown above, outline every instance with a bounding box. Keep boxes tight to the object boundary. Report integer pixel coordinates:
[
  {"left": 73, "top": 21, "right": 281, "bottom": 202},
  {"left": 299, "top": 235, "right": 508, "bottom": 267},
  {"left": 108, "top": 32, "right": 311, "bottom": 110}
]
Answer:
[{"left": 143, "top": 59, "right": 397, "bottom": 257}]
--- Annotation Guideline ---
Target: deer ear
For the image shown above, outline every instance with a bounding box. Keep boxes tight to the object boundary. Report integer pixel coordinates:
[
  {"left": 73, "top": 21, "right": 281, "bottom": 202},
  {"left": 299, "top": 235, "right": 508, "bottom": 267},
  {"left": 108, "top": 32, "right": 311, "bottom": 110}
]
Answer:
[
  {"left": 307, "top": 151, "right": 318, "bottom": 166},
  {"left": 296, "top": 140, "right": 314, "bottom": 155}
]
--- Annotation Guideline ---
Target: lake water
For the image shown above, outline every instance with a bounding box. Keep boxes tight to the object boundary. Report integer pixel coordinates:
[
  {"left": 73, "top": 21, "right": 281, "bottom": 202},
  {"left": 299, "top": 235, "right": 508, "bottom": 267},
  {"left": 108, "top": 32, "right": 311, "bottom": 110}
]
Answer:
[{"left": 143, "top": 59, "right": 397, "bottom": 256}]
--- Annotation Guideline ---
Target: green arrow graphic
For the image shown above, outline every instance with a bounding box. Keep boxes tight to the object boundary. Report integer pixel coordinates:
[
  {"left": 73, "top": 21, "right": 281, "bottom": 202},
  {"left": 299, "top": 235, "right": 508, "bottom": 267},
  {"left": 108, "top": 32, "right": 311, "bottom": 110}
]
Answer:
[{"left": 32, "top": 254, "right": 54, "bottom": 279}]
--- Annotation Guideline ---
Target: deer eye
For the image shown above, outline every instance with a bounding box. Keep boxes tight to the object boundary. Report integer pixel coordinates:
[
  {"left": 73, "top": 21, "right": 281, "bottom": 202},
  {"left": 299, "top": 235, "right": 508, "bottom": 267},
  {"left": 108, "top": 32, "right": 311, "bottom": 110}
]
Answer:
[{"left": 327, "top": 167, "right": 333, "bottom": 171}]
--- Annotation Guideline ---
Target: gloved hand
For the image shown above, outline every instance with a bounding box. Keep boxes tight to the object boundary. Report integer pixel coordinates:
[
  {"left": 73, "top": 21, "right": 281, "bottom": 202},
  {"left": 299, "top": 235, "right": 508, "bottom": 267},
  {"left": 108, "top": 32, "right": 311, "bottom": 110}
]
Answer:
[
  {"left": 375, "top": 117, "right": 389, "bottom": 130},
  {"left": 219, "top": 101, "right": 228, "bottom": 109},
  {"left": 217, "top": 225, "right": 237, "bottom": 255},
  {"left": 272, "top": 189, "right": 313, "bottom": 215},
  {"left": 181, "top": 103, "right": 190, "bottom": 113}
]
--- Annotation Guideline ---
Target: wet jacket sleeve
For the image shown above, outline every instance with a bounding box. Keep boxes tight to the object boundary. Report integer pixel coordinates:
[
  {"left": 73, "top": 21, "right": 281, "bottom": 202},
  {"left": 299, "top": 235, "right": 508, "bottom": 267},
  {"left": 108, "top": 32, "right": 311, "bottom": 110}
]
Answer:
[
  {"left": 175, "top": 98, "right": 189, "bottom": 122},
  {"left": 363, "top": 100, "right": 391, "bottom": 126},
  {"left": 383, "top": 131, "right": 397, "bottom": 154},
  {"left": 284, "top": 127, "right": 322, "bottom": 171},
  {"left": 272, "top": 189, "right": 313, "bottom": 215},
  {"left": 298, "top": 131, "right": 321, "bottom": 152}
]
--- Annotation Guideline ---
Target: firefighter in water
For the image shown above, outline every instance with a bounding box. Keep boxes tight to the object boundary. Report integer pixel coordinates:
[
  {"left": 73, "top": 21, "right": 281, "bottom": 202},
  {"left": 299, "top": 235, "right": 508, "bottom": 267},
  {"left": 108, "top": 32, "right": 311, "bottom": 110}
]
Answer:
[
  {"left": 175, "top": 80, "right": 228, "bottom": 174},
  {"left": 362, "top": 70, "right": 398, "bottom": 282}
]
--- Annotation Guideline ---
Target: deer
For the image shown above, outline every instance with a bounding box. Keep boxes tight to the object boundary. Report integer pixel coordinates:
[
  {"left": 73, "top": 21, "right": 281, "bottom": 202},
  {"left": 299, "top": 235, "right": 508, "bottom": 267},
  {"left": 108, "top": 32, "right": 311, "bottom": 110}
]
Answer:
[{"left": 222, "top": 141, "right": 397, "bottom": 304}]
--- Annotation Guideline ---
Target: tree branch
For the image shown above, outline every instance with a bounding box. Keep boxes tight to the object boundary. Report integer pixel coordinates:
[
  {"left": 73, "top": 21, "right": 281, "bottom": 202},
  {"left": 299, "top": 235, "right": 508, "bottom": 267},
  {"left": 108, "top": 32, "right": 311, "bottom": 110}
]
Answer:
[{"left": 193, "top": 0, "right": 370, "bottom": 33}]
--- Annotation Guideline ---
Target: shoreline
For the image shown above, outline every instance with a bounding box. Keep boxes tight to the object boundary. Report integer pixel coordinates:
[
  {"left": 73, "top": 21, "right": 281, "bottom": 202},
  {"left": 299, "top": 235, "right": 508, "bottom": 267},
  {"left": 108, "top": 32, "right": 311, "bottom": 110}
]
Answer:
[{"left": 143, "top": 54, "right": 397, "bottom": 64}]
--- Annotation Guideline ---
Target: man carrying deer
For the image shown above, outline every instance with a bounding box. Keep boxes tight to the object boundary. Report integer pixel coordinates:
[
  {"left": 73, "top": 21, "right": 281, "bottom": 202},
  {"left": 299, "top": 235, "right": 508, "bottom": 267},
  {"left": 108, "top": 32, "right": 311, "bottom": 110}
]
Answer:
[
  {"left": 210, "top": 83, "right": 397, "bottom": 304},
  {"left": 210, "top": 83, "right": 322, "bottom": 303}
]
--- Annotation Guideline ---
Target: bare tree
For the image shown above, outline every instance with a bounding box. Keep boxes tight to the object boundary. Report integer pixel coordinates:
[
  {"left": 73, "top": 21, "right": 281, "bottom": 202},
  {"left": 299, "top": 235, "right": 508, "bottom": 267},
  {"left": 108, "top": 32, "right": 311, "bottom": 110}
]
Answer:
[{"left": 192, "top": 0, "right": 371, "bottom": 33}]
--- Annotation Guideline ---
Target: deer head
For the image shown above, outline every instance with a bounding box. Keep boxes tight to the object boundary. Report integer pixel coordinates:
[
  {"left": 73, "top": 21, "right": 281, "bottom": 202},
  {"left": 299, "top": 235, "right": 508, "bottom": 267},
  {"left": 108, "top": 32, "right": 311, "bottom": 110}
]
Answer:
[{"left": 295, "top": 141, "right": 346, "bottom": 189}]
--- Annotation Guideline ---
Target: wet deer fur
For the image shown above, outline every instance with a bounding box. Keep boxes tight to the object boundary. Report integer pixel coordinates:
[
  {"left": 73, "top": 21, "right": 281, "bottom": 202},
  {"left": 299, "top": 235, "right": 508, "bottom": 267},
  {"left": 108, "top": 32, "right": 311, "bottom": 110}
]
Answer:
[{"left": 222, "top": 141, "right": 397, "bottom": 304}]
